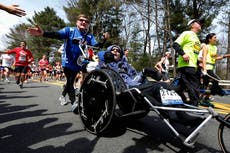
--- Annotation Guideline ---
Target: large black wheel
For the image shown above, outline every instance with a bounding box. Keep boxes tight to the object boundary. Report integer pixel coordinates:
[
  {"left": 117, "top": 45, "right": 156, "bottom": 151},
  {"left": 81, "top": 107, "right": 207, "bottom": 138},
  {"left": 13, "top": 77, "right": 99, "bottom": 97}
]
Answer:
[
  {"left": 218, "top": 113, "right": 230, "bottom": 153},
  {"left": 78, "top": 69, "right": 126, "bottom": 135}
]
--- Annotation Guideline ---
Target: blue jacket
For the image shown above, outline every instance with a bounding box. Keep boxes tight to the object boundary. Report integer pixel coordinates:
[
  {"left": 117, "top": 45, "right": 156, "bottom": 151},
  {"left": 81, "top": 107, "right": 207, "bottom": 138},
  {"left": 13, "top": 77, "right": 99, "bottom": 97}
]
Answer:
[
  {"left": 58, "top": 27, "right": 98, "bottom": 72},
  {"left": 101, "top": 60, "right": 144, "bottom": 88}
]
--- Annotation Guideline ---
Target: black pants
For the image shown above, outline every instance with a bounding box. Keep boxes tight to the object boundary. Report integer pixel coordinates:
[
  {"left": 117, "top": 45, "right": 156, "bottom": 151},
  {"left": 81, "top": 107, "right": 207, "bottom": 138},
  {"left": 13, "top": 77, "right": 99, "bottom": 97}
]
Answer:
[
  {"left": 203, "top": 70, "right": 224, "bottom": 96},
  {"left": 143, "top": 67, "right": 162, "bottom": 81},
  {"left": 177, "top": 67, "right": 200, "bottom": 106},
  {"left": 62, "top": 67, "right": 78, "bottom": 104}
]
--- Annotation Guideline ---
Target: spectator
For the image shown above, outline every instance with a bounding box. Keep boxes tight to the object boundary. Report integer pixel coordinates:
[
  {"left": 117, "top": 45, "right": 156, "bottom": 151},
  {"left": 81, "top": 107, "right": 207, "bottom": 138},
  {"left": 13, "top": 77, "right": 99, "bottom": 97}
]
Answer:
[
  {"left": 0, "top": 3, "right": 26, "bottom": 17},
  {"left": 122, "top": 48, "right": 129, "bottom": 62}
]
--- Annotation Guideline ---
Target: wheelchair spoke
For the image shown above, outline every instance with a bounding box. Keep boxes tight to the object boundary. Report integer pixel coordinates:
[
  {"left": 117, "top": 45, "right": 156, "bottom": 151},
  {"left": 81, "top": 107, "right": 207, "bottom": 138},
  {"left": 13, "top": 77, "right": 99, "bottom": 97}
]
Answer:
[
  {"left": 92, "top": 100, "right": 109, "bottom": 132},
  {"left": 87, "top": 76, "right": 108, "bottom": 88}
]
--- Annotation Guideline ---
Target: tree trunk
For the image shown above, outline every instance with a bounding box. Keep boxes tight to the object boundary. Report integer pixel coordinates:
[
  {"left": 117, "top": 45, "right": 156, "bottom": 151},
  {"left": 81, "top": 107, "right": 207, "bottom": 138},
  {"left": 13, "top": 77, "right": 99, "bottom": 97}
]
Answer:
[
  {"left": 155, "top": 0, "right": 161, "bottom": 56},
  {"left": 226, "top": 14, "right": 230, "bottom": 79}
]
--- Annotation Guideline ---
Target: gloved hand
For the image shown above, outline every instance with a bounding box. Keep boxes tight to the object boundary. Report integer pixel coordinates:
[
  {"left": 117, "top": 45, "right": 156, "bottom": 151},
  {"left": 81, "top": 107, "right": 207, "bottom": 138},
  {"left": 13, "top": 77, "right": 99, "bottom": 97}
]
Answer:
[{"left": 104, "top": 51, "right": 116, "bottom": 63}]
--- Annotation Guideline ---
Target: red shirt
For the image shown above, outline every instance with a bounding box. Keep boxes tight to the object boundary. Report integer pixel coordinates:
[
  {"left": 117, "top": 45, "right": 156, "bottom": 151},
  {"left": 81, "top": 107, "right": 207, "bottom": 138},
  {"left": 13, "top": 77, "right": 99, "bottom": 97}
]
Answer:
[
  {"left": 7, "top": 47, "right": 34, "bottom": 66},
  {"left": 38, "top": 59, "right": 49, "bottom": 69}
]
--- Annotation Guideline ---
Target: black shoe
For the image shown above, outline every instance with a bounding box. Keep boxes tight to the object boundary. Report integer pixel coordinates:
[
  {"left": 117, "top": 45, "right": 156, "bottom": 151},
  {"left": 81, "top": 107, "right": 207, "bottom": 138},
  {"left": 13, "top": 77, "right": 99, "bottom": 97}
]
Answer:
[
  {"left": 19, "top": 83, "right": 23, "bottom": 89},
  {"left": 16, "top": 80, "right": 20, "bottom": 85}
]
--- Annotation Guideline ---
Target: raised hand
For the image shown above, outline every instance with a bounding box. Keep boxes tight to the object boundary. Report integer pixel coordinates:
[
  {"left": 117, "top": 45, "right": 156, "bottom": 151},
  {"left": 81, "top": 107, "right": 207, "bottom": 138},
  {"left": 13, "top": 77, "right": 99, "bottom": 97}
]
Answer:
[
  {"left": 0, "top": 4, "right": 26, "bottom": 17},
  {"left": 27, "top": 24, "right": 44, "bottom": 36}
]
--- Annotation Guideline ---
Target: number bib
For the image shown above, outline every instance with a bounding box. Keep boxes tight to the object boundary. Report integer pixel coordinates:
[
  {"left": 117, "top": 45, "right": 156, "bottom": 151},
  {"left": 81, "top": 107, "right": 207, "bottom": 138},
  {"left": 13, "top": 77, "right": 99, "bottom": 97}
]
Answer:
[
  {"left": 160, "top": 88, "right": 184, "bottom": 105},
  {"left": 19, "top": 55, "right": 26, "bottom": 62}
]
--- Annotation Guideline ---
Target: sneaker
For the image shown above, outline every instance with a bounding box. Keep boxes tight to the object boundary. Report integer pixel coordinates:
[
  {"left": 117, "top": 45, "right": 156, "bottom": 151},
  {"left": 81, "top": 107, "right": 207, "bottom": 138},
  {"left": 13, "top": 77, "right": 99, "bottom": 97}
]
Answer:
[
  {"left": 16, "top": 79, "right": 20, "bottom": 85},
  {"left": 199, "top": 100, "right": 214, "bottom": 108},
  {"left": 5, "top": 78, "right": 10, "bottom": 83},
  {"left": 71, "top": 101, "right": 78, "bottom": 114},
  {"left": 59, "top": 95, "right": 68, "bottom": 106},
  {"left": 19, "top": 83, "right": 23, "bottom": 89}
]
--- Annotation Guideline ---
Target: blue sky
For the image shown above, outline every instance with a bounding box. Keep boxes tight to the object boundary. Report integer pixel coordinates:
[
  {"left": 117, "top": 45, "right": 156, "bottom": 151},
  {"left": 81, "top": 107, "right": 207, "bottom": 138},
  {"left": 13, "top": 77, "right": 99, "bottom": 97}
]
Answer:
[{"left": 0, "top": 0, "right": 68, "bottom": 50}]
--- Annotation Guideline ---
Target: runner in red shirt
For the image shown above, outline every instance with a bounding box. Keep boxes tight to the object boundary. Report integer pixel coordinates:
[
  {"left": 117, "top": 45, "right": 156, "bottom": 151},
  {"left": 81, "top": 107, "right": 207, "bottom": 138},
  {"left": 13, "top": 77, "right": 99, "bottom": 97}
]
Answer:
[
  {"left": 38, "top": 54, "right": 49, "bottom": 82},
  {"left": 0, "top": 41, "right": 34, "bottom": 88}
]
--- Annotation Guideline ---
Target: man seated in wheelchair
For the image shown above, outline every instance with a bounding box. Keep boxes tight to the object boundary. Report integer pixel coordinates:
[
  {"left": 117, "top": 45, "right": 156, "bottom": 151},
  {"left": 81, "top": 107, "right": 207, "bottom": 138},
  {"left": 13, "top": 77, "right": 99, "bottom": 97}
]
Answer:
[{"left": 97, "top": 45, "right": 182, "bottom": 106}]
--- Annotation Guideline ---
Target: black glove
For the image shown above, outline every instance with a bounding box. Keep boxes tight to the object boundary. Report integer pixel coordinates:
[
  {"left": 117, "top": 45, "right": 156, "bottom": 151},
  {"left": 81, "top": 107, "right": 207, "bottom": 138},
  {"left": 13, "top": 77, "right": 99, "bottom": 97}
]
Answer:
[{"left": 104, "top": 51, "right": 115, "bottom": 63}]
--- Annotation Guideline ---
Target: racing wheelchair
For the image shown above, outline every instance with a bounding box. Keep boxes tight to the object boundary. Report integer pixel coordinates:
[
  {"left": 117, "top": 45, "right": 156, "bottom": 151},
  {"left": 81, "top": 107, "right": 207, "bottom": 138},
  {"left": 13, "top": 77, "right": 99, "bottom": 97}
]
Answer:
[
  {"left": 77, "top": 67, "right": 230, "bottom": 152},
  {"left": 76, "top": 46, "right": 230, "bottom": 152}
]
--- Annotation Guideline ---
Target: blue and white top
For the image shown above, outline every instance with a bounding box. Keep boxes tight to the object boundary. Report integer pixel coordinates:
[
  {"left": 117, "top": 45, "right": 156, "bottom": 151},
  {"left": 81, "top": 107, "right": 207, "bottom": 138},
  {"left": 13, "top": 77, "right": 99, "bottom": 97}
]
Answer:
[{"left": 57, "top": 27, "right": 98, "bottom": 72}]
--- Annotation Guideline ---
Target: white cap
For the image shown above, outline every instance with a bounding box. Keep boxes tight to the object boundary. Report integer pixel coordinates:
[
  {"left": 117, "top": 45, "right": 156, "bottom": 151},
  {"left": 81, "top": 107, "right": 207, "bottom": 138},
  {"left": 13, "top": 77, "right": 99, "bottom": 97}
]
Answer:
[
  {"left": 187, "top": 19, "right": 198, "bottom": 26},
  {"left": 165, "top": 51, "right": 171, "bottom": 55}
]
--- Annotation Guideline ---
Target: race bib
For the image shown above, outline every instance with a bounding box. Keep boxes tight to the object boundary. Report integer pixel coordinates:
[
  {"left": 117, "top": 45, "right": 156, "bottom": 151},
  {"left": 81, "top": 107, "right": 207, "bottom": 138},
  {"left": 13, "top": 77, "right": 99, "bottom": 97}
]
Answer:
[
  {"left": 160, "top": 88, "right": 184, "bottom": 105},
  {"left": 19, "top": 55, "right": 26, "bottom": 62}
]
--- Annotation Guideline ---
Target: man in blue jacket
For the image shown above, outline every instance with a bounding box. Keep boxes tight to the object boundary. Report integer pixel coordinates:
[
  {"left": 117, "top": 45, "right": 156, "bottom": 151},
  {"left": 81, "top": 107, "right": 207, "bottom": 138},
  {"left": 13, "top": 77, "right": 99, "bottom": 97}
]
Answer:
[{"left": 27, "top": 14, "right": 109, "bottom": 112}]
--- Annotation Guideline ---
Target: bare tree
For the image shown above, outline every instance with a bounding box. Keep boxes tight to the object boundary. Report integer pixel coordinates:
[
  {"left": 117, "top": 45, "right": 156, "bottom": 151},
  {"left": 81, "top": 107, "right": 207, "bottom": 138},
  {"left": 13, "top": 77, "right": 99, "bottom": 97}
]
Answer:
[
  {"left": 226, "top": 14, "right": 230, "bottom": 79},
  {"left": 154, "top": 0, "right": 161, "bottom": 56}
]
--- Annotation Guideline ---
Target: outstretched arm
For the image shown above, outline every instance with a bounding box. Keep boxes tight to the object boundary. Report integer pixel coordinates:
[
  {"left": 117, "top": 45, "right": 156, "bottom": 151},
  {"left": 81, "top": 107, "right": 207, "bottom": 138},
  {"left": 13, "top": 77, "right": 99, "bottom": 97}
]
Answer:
[
  {"left": 27, "top": 24, "right": 61, "bottom": 39},
  {"left": 0, "top": 3, "right": 26, "bottom": 17},
  {"left": 0, "top": 51, "right": 8, "bottom": 54},
  {"left": 27, "top": 24, "right": 44, "bottom": 36},
  {"left": 215, "top": 54, "right": 230, "bottom": 60}
]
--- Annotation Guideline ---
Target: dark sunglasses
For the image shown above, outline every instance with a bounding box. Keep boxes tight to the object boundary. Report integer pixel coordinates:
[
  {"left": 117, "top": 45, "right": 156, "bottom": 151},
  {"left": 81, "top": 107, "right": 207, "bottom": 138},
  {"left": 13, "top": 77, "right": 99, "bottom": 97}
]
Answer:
[
  {"left": 112, "top": 47, "right": 120, "bottom": 52},
  {"left": 78, "top": 19, "right": 89, "bottom": 23}
]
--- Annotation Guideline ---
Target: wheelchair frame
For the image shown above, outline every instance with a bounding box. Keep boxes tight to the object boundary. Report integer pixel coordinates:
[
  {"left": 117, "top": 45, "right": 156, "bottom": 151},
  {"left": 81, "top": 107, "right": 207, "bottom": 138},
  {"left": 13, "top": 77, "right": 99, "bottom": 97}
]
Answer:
[{"left": 78, "top": 68, "right": 229, "bottom": 150}]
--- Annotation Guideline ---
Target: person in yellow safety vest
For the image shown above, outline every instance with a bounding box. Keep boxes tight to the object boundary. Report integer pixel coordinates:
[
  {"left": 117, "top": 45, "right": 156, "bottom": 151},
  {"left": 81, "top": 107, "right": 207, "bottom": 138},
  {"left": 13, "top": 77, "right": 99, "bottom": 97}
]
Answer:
[
  {"left": 172, "top": 19, "right": 203, "bottom": 106},
  {"left": 200, "top": 33, "right": 230, "bottom": 106}
]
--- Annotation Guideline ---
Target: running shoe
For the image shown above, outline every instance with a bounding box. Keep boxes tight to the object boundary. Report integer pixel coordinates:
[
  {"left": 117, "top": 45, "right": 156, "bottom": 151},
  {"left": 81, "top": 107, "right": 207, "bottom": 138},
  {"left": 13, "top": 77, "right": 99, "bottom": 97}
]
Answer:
[
  {"left": 5, "top": 78, "right": 10, "bottom": 83},
  {"left": 71, "top": 101, "right": 78, "bottom": 114},
  {"left": 199, "top": 99, "right": 214, "bottom": 108},
  {"left": 16, "top": 79, "right": 20, "bottom": 85},
  {"left": 59, "top": 95, "right": 68, "bottom": 106},
  {"left": 19, "top": 83, "right": 23, "bottom": 89}
]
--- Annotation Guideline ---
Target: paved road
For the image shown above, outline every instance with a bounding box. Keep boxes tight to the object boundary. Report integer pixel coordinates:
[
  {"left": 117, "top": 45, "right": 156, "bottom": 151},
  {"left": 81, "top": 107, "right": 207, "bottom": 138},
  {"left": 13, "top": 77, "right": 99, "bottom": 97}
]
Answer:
[{"left": 0, "top": 79, "right": 229, "bottom": 153}]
